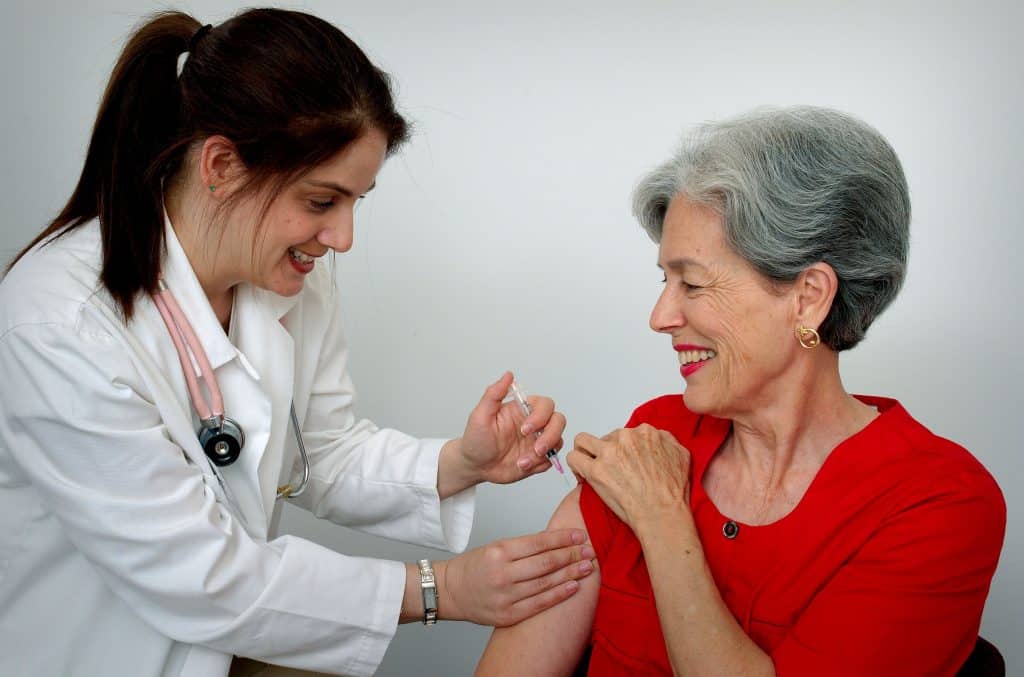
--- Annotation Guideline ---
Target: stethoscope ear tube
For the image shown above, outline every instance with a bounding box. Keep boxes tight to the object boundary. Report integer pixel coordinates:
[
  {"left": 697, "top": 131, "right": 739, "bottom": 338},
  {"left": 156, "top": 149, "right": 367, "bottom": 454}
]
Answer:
[{"left": 276, "top": 403, "right": 310, "bottom": 499}]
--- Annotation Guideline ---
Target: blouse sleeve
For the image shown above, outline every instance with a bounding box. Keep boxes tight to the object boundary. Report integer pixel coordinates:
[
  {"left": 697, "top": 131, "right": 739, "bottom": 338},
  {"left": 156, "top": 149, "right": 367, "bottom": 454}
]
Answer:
[{"left": 770, "top": 466, "right": 1006, "bottom": 677}]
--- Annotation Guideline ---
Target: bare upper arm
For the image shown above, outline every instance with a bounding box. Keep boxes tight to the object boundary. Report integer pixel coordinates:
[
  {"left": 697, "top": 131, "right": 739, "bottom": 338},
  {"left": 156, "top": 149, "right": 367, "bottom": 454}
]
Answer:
[{"left": 476, "top": 486, "right": 600, "bottom": 676}]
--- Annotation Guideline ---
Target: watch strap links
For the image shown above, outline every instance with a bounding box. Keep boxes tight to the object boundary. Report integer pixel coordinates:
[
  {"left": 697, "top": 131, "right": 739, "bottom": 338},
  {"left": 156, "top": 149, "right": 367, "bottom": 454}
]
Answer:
[{"left": 417, "top": 559, "right": 438, "bottom": 625}]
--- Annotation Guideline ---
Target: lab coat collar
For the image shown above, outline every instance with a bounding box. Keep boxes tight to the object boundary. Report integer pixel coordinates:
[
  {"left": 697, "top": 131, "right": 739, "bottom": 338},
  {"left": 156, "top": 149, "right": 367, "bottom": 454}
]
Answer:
[
  {"left": 160, "top": 212, "right": 302, "bottom": 526},
  {"left": 253, "top": 282, "right": 302, "bottom": 322},
  {"left": 160, "top": 214, "right": 240, "bottom": 372}
]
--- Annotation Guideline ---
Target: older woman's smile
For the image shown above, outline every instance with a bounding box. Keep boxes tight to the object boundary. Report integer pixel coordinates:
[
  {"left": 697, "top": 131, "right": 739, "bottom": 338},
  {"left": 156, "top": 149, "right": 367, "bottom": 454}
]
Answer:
[{"left": 675, "top": 343, "right": 717, "bottom": 377}]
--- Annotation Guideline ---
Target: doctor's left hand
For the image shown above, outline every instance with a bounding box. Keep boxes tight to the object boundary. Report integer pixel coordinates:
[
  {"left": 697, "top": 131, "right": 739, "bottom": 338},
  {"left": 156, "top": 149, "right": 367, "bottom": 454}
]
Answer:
[{"left": 439, "top": 372, "right": 565, "bottom": 496}]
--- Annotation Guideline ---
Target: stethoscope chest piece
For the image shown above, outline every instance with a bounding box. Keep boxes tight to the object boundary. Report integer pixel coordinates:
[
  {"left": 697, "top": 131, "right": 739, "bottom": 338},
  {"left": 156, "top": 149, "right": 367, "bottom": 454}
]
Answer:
[
  {"left": 155, "top": 278, "right": 308, "bottom": 498},
  {"left": 199, "top": 417, "right": 245, "bottom": 467}
]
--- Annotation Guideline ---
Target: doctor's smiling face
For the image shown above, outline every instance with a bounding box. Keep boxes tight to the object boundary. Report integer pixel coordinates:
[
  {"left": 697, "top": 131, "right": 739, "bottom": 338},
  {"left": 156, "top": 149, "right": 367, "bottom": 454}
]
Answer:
[{"left": 227, "top": 128, "right": 388, "bottom": 298}]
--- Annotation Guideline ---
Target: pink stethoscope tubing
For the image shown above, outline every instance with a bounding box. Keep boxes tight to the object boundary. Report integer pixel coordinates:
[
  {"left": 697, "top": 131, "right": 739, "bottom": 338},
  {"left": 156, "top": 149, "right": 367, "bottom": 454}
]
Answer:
[
  {"left": 152, "top": 279, "right": 308, "bottom": 499},
  {"left": 153, "top": 280, "right": 225, "bottom": 429}
]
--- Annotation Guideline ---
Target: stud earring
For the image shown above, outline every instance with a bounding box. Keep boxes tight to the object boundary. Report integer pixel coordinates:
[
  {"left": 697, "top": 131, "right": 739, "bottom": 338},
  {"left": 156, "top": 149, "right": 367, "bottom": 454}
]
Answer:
[
  {"left": 796, "top": 325, "right": 821, "bottom": 349},
  {"left": 209, "top": 184, "right": 216, "bottom": 192}
]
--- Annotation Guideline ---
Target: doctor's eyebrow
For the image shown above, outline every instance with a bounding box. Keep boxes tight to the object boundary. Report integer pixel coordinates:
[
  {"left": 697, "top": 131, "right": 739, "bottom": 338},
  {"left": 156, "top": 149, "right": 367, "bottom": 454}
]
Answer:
[{"left": 302, "top": 180, "right": 377, "bottom": 197}]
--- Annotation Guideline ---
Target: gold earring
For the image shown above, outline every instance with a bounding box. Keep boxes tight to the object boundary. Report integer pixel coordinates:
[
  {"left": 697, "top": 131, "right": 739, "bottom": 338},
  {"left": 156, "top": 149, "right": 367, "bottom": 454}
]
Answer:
[{"left": 796, "top": 325, "right": 821, "bottom": 349}]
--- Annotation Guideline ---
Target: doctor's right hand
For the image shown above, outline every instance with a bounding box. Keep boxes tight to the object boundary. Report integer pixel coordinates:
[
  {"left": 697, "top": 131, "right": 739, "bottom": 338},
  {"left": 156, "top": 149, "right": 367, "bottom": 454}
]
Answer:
[{"left": 436, "top": 528, "right": 596, "bottom": 627}]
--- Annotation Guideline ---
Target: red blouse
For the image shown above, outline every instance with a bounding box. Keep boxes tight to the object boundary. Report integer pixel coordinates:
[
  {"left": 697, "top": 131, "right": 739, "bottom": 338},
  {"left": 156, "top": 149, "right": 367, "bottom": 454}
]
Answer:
[{"left": 579, "top": 394, "right": 1005, "bottom": 676}]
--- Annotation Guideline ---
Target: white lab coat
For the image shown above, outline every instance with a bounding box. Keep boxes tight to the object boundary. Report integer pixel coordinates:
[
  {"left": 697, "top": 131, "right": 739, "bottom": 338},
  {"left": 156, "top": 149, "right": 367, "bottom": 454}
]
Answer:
[{"left": 0, "top": 219, "right": 475, "bottom": 676}]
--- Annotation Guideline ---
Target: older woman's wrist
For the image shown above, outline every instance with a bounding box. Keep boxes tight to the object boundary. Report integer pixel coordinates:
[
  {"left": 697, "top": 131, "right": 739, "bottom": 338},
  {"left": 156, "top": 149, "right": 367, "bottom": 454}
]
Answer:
[{"left": 633, "top": 504, "right": 698, "bottom": 549}]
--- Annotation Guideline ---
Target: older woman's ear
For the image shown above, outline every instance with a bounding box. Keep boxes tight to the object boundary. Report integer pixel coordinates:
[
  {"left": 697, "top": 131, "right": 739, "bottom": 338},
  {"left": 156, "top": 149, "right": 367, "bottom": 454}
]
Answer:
[{"left": 793, "top": 262, "right": 838, "bottom": 330}]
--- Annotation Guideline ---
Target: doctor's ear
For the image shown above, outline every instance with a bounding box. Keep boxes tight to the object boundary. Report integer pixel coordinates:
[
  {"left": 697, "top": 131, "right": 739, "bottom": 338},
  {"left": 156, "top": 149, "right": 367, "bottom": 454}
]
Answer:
[{"left": 198, "top": 135, "right": 247, "bottom": 197}]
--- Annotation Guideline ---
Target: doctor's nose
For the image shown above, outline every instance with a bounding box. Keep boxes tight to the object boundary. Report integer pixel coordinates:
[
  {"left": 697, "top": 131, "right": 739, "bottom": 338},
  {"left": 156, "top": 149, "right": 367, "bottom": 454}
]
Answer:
[{"left": 318, "top": 210, "right": 354, "bottom": 253}]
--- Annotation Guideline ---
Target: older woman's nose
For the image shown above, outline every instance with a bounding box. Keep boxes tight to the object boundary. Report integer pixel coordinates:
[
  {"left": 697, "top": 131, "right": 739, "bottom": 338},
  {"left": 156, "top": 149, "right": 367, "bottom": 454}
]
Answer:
[{"left": 650, "top": 287, "right": 684, "bottom": 333}]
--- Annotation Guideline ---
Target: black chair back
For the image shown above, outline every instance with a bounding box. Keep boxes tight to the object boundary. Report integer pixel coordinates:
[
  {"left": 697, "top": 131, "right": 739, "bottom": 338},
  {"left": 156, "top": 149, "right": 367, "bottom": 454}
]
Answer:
[{"left": 955, "top": 637, "right": 1004, "bottom": 677}]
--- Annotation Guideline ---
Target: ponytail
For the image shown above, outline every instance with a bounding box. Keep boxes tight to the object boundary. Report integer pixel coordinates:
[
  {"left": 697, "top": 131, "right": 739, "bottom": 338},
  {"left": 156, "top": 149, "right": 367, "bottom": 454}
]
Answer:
[
  {"left": 10, "top": 9, "right": 409, "bottom": 321},
  {"left": 9, "top": 12, "right": 200, "bottom": 319}
]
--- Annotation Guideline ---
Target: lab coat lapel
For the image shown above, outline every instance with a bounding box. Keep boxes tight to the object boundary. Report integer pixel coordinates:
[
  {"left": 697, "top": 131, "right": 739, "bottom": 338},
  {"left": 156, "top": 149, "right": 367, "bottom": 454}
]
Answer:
[
  {"left": 133, "top": 219, "right": 271, "bottom": 534},
  {"left": 232, "top": 284, "right": 296, "bottom": 522}
]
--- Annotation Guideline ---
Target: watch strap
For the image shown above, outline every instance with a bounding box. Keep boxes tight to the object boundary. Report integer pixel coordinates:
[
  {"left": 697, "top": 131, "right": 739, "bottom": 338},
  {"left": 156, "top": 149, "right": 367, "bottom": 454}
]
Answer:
[{"left": 417, "top": 559, "right": 438, "bottom": 625}]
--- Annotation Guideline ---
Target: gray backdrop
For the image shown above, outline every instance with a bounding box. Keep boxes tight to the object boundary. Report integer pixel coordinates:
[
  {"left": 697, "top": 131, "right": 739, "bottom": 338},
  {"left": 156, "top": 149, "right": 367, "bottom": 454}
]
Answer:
[{"left": 4, "top": 1, "right": 1021, "bottom": 674}]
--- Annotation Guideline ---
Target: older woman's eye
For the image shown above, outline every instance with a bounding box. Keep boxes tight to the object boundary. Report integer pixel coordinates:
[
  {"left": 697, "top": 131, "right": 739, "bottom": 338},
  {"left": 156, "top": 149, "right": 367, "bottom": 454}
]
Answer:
[{"left": 683, "top": 281, "right": 703, "bottom": 291}]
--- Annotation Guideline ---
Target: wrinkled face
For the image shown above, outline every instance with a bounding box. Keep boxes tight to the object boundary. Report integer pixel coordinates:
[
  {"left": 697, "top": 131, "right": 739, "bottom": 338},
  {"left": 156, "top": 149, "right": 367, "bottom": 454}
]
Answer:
[
  {"left": 650, "top": 196, "right": 796, "bottom": 417},
  {"left": 226, "top": 128, "right": 388, "bottom": 297}
]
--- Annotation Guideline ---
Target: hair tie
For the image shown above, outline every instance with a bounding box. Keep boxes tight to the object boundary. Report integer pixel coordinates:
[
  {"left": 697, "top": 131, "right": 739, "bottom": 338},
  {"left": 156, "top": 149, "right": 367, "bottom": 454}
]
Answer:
[
  {"left": 188, "top": 24, "right": 213, "bottom": 52},
  {"left": 178, "top": 24, "right": 212, "bottom": 78}
]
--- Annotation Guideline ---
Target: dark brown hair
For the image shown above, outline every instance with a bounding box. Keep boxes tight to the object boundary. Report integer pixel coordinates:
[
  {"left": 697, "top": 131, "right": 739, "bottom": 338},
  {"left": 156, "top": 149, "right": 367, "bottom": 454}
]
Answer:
[{"left": 9, "top": 9, "right": 409, "bottom": 319}]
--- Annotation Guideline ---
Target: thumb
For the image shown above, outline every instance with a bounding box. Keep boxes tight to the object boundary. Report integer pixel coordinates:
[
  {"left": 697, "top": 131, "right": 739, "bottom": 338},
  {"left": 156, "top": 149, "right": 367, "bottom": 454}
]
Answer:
[{"left": 472, "top": 371, "right": 514, "bottom": 421}]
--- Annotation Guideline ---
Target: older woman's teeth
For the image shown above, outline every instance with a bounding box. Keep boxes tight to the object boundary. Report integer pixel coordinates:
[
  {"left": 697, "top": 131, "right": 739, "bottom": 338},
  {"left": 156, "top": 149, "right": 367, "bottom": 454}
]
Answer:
[
  {"left": 288, "top": 247, "right": 314, "bottom": 264},
  {"left": 679, "top": 350, "right": 716, "bottom": 365}
]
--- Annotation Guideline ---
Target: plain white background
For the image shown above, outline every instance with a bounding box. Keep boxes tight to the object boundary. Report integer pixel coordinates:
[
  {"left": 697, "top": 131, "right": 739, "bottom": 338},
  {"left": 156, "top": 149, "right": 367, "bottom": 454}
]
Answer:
[{"left": 3, "top": 1, "right": 1021, "bottom": 674}]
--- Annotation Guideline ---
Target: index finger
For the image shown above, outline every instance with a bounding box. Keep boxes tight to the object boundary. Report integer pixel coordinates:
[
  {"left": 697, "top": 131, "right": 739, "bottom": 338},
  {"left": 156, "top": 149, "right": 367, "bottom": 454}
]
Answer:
[
  {"left": 504, "top": 528, "right": 586, "bottom": 560},
  {"left": 520, "top": 395, "right": 556, "bottom": 434},
  {"left": 573, "top": 431, "right": 607, "bottom": 455}
]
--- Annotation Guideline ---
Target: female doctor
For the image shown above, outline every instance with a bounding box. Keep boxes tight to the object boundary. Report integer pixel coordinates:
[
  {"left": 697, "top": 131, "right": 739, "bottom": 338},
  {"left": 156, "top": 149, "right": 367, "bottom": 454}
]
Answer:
[{"left": 0, "top": 9, "right": 595, "bottom": 677}]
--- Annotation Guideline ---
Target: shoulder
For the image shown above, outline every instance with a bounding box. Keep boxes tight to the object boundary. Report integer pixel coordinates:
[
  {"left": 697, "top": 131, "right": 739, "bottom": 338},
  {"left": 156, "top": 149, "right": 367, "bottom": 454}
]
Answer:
[
  {"left": 1, "top": 223, "right": 113, "bottom": 336},
  {"left": 626, "top": 393, "right": 688, "bottom": 426},
  {"left": 626, "top": 393, "right": 725, "bottom": 448},
  {"left": 842, "top": 397, "right": 1006, "bottom": 549},
  {"left": 864, "top": 397, "right": 1002, "bottom": 504},
  {"left": 548, "top": 486, "right": 586, "bottom": 532}
]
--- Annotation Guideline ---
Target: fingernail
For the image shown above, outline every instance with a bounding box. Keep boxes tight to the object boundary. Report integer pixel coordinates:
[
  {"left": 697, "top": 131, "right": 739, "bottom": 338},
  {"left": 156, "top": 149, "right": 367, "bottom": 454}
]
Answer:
[
  {"left": 533, "top": 442, "right": 546, "bottom": 455},
  {"left": 579, "top": 560, "right": 593, "bottom": 574},
  {"left": 582, "top": 545, "right": 596, "bottom": 560},
  {"left": 571, "top": 531, "right": 585, "bottom": 544},
  {"left": 521, "top": 423, "right": 533, "bottom": 435},
  {"left": 565, "top": 580, "right": 580, "bottom": 593},
  {"left": 517, "top": 458, "right": 531, "bottom": 470}
]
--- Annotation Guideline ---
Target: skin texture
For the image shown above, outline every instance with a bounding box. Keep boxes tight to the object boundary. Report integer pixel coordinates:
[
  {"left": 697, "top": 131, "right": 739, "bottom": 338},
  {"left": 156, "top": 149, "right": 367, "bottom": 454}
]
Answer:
[
  {"left": 481, "top": 196, "right": 879, "bottom": 675},
  {"left": 476, "top": 487, "right": 600, "bottom": 675},
  {"left": 163, "top": 132, "right": 586, "bottom": 631}
]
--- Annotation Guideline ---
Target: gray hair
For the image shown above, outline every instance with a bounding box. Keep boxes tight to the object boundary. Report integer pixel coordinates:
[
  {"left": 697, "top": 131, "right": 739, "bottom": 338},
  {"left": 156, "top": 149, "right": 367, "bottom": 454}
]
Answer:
[{"left": 633, "top": 106, "right": 910, "bottom": 351}]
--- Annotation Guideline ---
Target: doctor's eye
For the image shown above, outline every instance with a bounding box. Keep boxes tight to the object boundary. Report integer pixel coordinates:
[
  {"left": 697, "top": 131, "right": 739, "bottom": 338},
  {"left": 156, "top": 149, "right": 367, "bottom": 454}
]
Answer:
[{"left": 308, "top": 199, "right": 335, "bottom": 212}]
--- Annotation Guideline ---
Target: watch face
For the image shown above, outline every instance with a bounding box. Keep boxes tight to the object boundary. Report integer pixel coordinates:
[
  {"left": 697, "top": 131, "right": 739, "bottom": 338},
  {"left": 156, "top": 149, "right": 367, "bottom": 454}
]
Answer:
[{"left": 424, "top": 588, "right": 437, "bottom": 609}]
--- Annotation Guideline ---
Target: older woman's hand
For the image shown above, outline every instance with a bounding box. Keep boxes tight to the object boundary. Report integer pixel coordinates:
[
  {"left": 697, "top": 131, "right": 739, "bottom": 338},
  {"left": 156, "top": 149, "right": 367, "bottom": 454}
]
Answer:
[{"left": 568, "top": 424, "right": 692, "bottom": 532}]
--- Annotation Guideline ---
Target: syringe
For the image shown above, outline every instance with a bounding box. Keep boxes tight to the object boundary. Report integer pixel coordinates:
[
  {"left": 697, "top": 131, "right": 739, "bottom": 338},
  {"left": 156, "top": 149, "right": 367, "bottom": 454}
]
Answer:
[{"left": 509, "top": 380, "right": 571, "bottom": 486}]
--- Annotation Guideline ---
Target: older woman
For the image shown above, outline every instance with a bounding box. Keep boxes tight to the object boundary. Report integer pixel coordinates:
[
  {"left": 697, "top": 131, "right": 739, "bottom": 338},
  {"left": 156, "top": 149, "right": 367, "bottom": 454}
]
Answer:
[{"left": 476, "top": 107, "right": 1006, "bottom": 676}]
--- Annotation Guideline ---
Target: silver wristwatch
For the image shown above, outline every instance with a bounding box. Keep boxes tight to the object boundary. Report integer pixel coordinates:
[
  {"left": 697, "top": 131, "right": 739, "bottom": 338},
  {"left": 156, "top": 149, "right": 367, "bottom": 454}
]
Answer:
[{"left": 418, "top": 559, "right": 438, "bottom": 625}]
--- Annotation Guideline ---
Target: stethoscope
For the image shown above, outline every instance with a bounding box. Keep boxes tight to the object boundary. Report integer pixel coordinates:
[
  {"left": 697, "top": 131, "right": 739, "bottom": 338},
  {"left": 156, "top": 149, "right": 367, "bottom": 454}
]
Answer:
[{"left": 153, "top": 279, "right": 309, "bottom": 500}]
